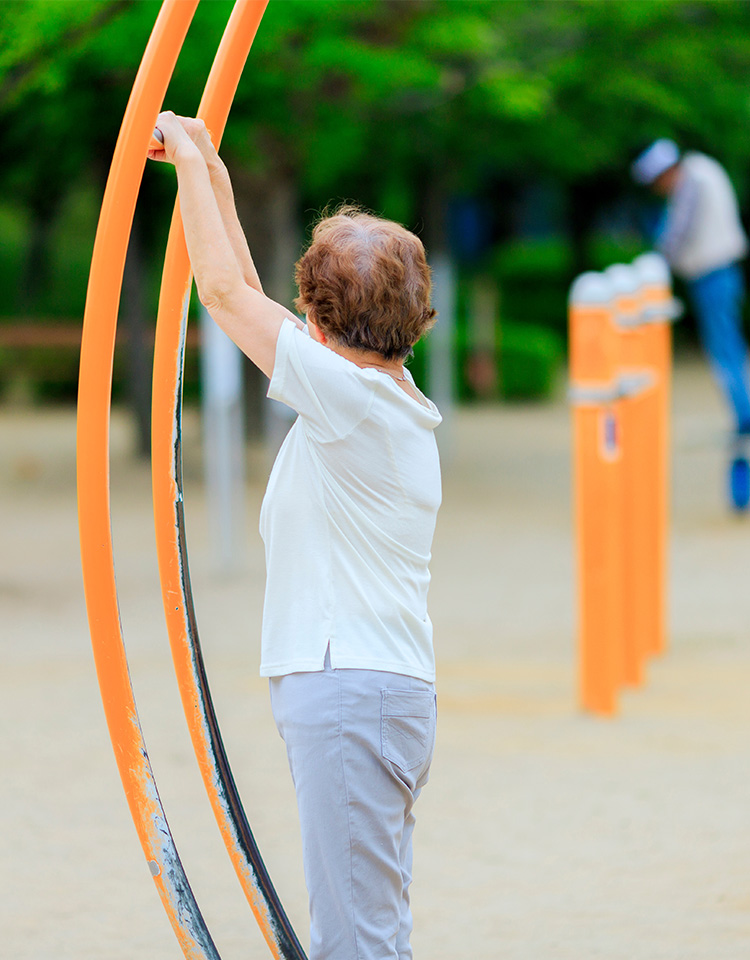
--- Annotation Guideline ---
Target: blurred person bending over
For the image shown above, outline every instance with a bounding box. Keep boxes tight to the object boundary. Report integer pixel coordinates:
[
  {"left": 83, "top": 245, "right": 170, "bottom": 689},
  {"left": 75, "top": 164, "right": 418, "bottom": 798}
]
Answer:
[
  {"left": 632, "top": 138, "right": 750, "bottom": 508},
  {"left": 150, "top": 112, "right": 441, "bottom": 960}
]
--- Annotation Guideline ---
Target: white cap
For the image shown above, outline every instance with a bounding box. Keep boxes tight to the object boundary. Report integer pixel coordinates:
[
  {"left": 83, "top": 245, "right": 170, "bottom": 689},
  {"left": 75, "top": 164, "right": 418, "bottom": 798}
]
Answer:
[
  {"left": 631, "top": 138, "right": 680, "bottom": 185},
  {"left": 632, "top": 252, "right": 671, "bottom": 286},
  {"left": 605, "top": 263, "right": 639, "bottom": 296},
  {"left": 605, "top": 264, "right": 641, "bottom": 328},
  {"left": 569, "top": 271, "right": 613, "bottom": 306}
]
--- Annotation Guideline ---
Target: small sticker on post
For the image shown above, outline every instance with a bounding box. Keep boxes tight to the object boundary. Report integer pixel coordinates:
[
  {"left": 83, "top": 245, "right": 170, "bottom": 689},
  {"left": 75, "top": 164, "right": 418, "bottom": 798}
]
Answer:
[
  {"left": 599, "top": 408, "right": 620, "bottom": 462},
  {"left": 148, "top": 859, "right": 161, "bottom": 877}
]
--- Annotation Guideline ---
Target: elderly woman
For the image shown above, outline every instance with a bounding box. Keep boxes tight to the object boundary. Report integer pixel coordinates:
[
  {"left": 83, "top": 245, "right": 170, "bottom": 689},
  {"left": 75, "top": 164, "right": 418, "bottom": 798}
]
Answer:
[{"left": 150, "top": 112, "right": 442, "bottom": 960}]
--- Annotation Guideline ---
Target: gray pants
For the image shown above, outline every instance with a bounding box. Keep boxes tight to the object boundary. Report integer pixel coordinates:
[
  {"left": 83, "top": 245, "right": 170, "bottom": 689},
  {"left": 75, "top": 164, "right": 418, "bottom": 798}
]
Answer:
[{"left": 269, "top": 650, "right": 437, "bottom": 960}]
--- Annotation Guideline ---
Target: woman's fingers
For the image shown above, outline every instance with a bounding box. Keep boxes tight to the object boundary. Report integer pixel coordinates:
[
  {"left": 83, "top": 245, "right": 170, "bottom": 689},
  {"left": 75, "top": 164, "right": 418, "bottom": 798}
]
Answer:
[
  {"left": 148, "top": 111, "right": 187, "bottom": 164},
  {"left": 147, "top": 111, "right": 213, "bottom": 167},
  {"left": 176, "top": 116, "right": 218, "bottom": 159},
  {"left": 177, "top": 116, "right": 205, "bottom": 137}
]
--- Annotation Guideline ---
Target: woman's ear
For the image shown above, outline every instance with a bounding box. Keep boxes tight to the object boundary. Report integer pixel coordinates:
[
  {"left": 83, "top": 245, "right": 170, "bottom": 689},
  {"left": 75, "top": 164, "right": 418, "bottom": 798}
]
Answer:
[{"left": 308, "top": 318, "right": 327, "bottom": 345}]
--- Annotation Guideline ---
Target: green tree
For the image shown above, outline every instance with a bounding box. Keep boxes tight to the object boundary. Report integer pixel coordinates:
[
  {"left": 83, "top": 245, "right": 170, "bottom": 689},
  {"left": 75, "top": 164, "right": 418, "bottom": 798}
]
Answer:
[{"left": 4, "top": 0, "right": 750, "bottom": 405}]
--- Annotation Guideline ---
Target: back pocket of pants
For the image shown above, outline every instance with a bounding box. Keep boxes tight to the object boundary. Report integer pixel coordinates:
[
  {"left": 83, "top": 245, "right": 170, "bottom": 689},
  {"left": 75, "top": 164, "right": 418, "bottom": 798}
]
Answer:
[{"left": 381, "top": 689, "right": 435, "bottom": 773}]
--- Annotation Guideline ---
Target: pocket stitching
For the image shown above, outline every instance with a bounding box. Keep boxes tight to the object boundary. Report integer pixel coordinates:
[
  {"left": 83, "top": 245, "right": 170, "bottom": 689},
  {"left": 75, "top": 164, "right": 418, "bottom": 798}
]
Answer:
[{"left": 381, "top": 690, "right": 434, "bottom": 773}]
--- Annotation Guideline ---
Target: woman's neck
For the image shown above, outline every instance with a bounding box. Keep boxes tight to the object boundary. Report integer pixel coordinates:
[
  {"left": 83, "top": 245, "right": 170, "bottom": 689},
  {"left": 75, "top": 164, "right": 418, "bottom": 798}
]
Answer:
[
  {"left": 308, "top": 320, "right": 405, "bottom": 379},
  {"left": 344, "top": 347, "right": 405, "bottom": 379}
]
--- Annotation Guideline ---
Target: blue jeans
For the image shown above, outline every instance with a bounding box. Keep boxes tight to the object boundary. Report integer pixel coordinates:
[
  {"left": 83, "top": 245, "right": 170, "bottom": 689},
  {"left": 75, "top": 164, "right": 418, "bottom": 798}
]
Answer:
[{"left": 687, "top": 263, "right": 750, "bottom": 433}]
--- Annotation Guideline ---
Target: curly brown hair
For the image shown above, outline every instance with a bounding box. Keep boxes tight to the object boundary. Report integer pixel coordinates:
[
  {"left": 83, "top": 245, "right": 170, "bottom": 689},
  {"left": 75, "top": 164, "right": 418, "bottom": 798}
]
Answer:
[{"left": 294, "top": 206, "right": 437, "bottom": 361}]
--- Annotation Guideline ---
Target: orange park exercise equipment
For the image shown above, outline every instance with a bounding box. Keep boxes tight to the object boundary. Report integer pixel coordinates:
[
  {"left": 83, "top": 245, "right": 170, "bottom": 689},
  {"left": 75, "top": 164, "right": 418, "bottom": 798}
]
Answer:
[
  {"left": 606, "top": 262, "right": 658, "bottom": 688},
  {"left": 569, "top": 256, "right": 677, "bottom": 716},
  {"left": 150, "top": 2, "right": 306, "bottom": 958},
  {"left": 76, "top": 2, "right": 215, "bottom": 955},
  {"left": 569, "top": 272, "right": 624, "bottom": 716},
  {"left": 632, "top": 252, "right": 677, "bottom": 658},
  {"left": 77, "top": 1, "right": 305, "bottom": 958}
]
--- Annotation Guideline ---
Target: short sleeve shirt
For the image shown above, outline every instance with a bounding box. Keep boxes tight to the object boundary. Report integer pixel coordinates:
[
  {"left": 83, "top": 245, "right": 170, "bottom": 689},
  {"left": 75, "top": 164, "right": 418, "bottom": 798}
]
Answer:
[{"left": 259, "top": 318, "right": 442, "bottom": 681}]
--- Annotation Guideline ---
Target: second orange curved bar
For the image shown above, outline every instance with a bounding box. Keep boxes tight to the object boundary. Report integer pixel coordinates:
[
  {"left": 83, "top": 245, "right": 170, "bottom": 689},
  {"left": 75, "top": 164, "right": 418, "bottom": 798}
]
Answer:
[{"left": 150, "top": 2, "right": 306, "bottom": 958}]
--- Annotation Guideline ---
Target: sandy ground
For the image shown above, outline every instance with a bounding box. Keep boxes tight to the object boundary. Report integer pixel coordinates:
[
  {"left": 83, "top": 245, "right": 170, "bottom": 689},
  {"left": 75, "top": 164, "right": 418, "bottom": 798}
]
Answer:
[{"left": 2, "top": 357, "right": 749, "bottom": 960}]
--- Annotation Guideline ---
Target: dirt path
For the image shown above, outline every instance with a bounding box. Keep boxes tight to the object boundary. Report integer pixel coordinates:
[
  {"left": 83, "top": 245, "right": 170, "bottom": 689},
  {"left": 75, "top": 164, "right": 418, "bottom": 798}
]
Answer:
[{"left": 2, "top": 358, "right": 749, "bottom": 959}]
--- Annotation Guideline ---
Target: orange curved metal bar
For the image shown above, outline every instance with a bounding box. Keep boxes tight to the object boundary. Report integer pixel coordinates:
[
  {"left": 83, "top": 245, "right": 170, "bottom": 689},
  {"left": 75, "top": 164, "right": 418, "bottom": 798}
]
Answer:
[
  {"left": 150, "top": 3, "right": 306, "bottom": 958},
  {"left": 76, "top": 2, "right": 222, "bottom": 958}
]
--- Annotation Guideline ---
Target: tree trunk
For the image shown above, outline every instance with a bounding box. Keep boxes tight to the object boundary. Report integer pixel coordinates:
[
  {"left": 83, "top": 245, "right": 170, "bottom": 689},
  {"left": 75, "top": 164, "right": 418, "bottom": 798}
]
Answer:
[
  {"left": 421, "top": 178, "right": 456, "bottom": 441},
  {"left": 567, "top": 178, "right": 599, "bottom": 277},
  {"left": 120, "top": 213, "right": 151, "bottom": 458},
  {"left": 566, "top": 174, "right": 620, "bottom": 277},
  {"left": 19, "top": 195, "right": 60, "bottom": 313},
  {"left": 230, "top": 163, "right": 300, "bottom": 442}
]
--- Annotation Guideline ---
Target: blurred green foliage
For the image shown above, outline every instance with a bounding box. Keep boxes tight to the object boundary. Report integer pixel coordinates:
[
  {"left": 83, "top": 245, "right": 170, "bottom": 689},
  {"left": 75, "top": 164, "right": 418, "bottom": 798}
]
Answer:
[
  {"left": 499, "top": 323, "right": 562, "bottom": 401},
  {"left": 2, "top": 0, "right": 750, "bottom": 404}
]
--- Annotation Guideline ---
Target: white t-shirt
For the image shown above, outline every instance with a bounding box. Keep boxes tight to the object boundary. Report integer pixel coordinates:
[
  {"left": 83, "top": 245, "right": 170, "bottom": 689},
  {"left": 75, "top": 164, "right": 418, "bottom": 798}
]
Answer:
[
  {"left": 659, "top": 152, "right": 748, "bottom": 279},
  {"left": 258, "top": 318, "right": 443, "bottom": 681}
]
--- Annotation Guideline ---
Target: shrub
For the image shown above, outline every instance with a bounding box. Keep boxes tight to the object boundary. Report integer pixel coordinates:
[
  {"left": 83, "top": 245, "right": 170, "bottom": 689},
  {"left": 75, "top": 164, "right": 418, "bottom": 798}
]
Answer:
[{"left": 498, "top": 322, "right": 563, "bottom": 401}]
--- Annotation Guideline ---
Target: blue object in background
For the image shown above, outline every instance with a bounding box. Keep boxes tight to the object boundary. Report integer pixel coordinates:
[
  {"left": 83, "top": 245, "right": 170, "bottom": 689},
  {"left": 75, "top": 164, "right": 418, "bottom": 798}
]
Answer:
[
  {"left": 448, "top": 196, "right": 494, "bottom": 264},
  {"left": 729, "top": 455, "right": 750, "bottom": 511},
  {"left": 687, "top": 263, "right": 750, "bottom": 434}
]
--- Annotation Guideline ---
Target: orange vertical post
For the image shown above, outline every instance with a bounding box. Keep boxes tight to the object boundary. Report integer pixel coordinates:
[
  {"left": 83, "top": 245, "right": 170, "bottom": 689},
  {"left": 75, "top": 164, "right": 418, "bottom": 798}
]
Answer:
[
  {"left": 606, "top": 263, "right": 657, "bottom": 687},
  {"left": 569, "top": 272, "right": 623, "bottom": 716},
  {"left": 633, "top": 252, "right": 675, "bottom": 658}
]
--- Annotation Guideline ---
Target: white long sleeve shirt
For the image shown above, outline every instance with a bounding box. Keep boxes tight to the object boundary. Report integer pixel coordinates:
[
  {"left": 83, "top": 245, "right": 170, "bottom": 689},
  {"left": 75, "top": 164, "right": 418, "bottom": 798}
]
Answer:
[
  {"left": 658, "top": 152, "right": 747, "bottom": 280},
  {"left": 259, "top": 319, "right": 442, "bottom": 681}
]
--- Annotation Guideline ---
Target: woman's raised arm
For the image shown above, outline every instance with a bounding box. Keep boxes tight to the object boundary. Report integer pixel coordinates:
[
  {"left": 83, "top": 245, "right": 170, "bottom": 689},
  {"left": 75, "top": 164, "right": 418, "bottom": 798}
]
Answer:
[
  {"left": 150, "top": 111, "right": 296, "bottom": 378},
  {"left": 168, "top": 116, "right": 264, "bottom": 294}
]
